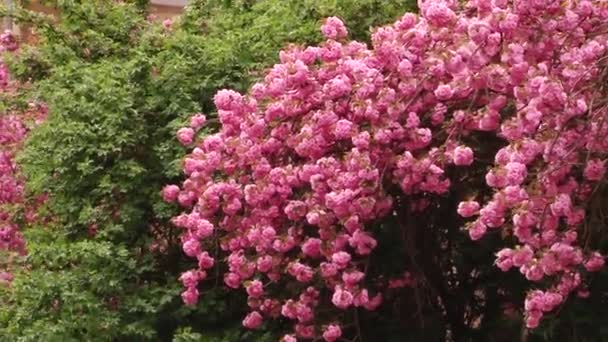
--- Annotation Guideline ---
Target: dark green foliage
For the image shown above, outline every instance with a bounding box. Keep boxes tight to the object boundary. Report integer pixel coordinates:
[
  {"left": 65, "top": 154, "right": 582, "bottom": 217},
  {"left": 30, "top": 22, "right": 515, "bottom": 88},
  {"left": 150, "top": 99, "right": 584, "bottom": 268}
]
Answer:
[{"left": 0, "top": 0, "right": 416, "bottom": 339}]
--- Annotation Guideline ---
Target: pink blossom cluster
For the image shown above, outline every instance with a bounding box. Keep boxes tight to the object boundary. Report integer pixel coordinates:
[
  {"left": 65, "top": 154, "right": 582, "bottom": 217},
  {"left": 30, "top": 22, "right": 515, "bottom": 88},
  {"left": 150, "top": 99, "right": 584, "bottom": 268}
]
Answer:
[
  {"left": 0, "top": 32, "right": 48, "bottom": 275},
  {"left": 0, "top": 30, "right": 18, "bottom": 53},
  {"left": 0, "top": 112, "right": 27, "bottom": 255},
  {"left": 0, "top": 104, "right": 48, "bottom": 256},
  {"left": 0, "top": 30, "right": 18, "bottom": 91},
  {"left": 0, "top": 62, "right": 9, "bottom": 91},
  {"left": 167, "top": 0, "right": 608, "bottom": 337}
]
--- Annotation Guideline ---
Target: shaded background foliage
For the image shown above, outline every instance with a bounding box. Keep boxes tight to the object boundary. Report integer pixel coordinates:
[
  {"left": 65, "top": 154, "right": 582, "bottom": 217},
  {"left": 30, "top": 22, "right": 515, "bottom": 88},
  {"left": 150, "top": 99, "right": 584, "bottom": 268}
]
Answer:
[{"left": 0, "top": 0, "right": 418, "bottom": 340}]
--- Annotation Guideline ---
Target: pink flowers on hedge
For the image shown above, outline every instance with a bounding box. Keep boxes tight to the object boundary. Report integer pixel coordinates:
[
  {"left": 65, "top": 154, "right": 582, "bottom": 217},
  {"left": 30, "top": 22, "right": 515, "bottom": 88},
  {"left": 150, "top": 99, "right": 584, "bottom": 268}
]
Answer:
[
  {"left": 176, "top": 113, "right": 207, "bottom": 146},
  {"left": 166, "top": 0, "right": 608, "bottom": 338},
  {"left": 162, "top": 184, "right": 180, "bottom": 202},
  {"left": 0, "top": 30, "right": 18, "bottom": 53},
  {"left": 0, "top": 32, "right": 27, "bottom": 257},
  {"left": 0, "top": 105, "right": 48, "bottom": 257},
  {"left": 0, "top": 32, "right": 47, "bottom": 277},
  {"left": 0, "top": 31, "right": 17, "bottom": 91}
]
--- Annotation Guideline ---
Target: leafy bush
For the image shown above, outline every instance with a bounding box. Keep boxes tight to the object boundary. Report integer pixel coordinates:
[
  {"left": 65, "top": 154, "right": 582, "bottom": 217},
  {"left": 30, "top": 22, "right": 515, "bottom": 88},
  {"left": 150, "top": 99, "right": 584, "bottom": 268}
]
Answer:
[{"left": 0, "top": 0, "right": 416, "bottom": 340}]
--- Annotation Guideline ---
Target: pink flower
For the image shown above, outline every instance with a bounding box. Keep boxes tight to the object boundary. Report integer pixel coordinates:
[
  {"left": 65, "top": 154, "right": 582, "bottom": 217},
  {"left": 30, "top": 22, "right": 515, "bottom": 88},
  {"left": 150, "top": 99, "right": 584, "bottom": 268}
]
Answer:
[
  {"left": 354, "top": 288, "right": 370, "bottom": 306},
  {"left": 294, "top": 324, "right": 315, "bottom": 339},
  {"left": 295, "top": 324, "right": 314, "bottom": 338},
  {"left": 301, "top": 238, "right": 322, "bottom": 258},
  {"left": 495, "top": 248, "right": 514, "bottom": 271},
  {"left": 524, "top": 264, "right": 544, "bottom": 281},
  {"left": 162, "top": 185, "right": 180, "bottom": 202},
  {"left": 281, "top": 300, "right": 297, "bottom": 319},
  {"left": 320, "top": 262, "right": 339, "bottom": 278},
  {"left": 181, "top": 287, "right": 199, "bottom": 306},
  {"left": 540, "top": 292, "right": 563, "bottom": 312},
  {"left": 342, "top": 270, "right": 365, "bottom": 285},
  {"left": 192, "top": 219, "right": 214, "bottom": 240},
  {"left": 197, "top": 251, "right": 215, "bottom": 269},
  {"left": 177, "top": 127, "right": 195, "bottom": 146},
  {"left": 331, "top": 251, "right": 351, "bottom": 269},
  {"left": 479, "top": 200, "right": 505, "bottom": 228},
  {"left": 257, "top": 255, "right": 274, "bottom": 273},
  {"left": 321, "top": 17, "right": 348, "bottom": 40},
  {"left": 224, "top": 272, "right": 241, "bottom": 289},
  {"left": 434, "top": 84, "right": 454, "bottom": 100},
  {"left": 363, "top": 293, "right": 383, "bottom": 311},
  {"left": 190, "top": 113, "right": 207, "bottom": 130},
  {"left": 289, "top": 262, "right": 315, "bottom": 283},
  {"left": 295, "top": 303, "right": 314, "bottom": 323},
  {"left": 0, "top": 30, "right": 18, "bottom": 52},
  {"left": 453, "top": 146, "right": 474, "bottom": 166},
  {"left": 457, "top": 201, "right": 480, "bottom": 217},
  {"left": 162, "top": 18, "right": 173, "bottom": 29},
  {"left": 505, "top": 162, "right": 527, "bottom": 185},
  {"left": 584, "top": 252, "right": 605, "bottom": 272},
  {"left": 344, "top": 215, "right": 362, "bottom": 233},
  {"left": 246, "top": 280, "right": 264, "bottom": 298},
  {"left": 485, "top": 170, "right": 508, "bottom": 188},
  {"left": 242, "top": 311, "right": 263, "bottom": 329},
  {"left": 324, "top": 76, "right": 351, "bottom": 99},
  {"left": 468, "top": 21, "right": 492, "bottom": 45},
  {"left": 182, "top": 239, "right": 201, "bottom": 257},
  {"left": 424, "top": 2, "right": 456, "bottom": 27},
  {"left": 281, "top": 335, "right": 297, "bottom": 342},
  {"left": 0, "top": 271, "right": 13, "bottom": 283},
  {"left": 334, "top": 119, "right": 354, "bottom": 139},
  {"left": 322, "top": 324, "right": 342, "bottom": 342},
  {"left": 577, "top": 289, "right": 590, "bottom": 298},
  {"left": 398, "top": 59, "right": 413, "bottom": 77},
  {"left": 550, "top": 194, "right": 572, "bottom": 217},
  {"left": 213, "top": 89, "right": 242, "bottom": 111},
  {"left": 468, "top": 220, "right": 487, "bottom": 240},
  {"left": 583, "top": 159, "right": 605, "bottom": 181},
  {"left": 331, "top": 286, "right": 354, "bottom": 309},
  {"left": 179, "top": 270, "right": 201, "bottom": 288},
  {"left": 512, "top": 246, "right": 534, "bottom": 267},
  {"left": 348, "top": 230, "right": 377, "bottom": 255},
  {"left": 525, "top": 309, "right": 542, "bottom": 329}
]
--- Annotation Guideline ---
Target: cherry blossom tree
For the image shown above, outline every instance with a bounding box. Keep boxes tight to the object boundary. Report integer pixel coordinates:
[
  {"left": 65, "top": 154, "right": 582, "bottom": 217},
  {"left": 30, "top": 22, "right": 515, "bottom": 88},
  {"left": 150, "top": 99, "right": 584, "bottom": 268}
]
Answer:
[{"left": 168, "top": 0, "right": 608, "bottom": 339}]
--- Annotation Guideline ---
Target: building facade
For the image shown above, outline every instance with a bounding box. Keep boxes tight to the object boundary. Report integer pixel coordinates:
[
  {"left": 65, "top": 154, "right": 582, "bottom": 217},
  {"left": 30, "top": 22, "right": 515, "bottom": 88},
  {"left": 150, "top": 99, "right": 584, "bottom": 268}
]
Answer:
[{"left": 1, "top": 0, "right": 187, "bottom": 32}]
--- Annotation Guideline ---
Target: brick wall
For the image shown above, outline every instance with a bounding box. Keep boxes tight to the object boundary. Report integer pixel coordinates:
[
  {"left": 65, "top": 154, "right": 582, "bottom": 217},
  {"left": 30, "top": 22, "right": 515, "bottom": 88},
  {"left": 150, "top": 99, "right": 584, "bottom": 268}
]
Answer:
[
  {"left": 149, "top": 4, "right": 184, "bottom": 20},
  {"left": 2, "top": 0, "right": 186, "bottom": 40},
  {"left": 23, "top": 0, "right": 186, "bottom": 16}
]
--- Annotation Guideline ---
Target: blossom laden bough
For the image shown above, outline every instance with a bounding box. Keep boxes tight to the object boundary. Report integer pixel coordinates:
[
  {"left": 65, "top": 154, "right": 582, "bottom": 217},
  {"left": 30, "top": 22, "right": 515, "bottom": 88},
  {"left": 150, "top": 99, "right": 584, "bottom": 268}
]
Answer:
[{"left": 167, "top": 0, "right": 608, "bottom": 338}]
